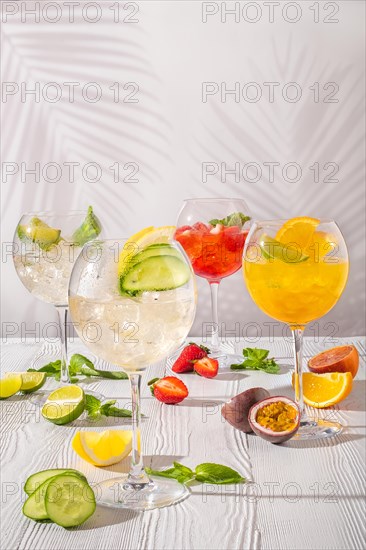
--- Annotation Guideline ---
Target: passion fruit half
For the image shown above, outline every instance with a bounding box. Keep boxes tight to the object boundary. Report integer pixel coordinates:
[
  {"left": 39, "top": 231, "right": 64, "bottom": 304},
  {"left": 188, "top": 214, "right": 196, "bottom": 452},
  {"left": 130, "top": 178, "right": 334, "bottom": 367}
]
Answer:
[
  {"left": 221, "top": 387, "right": 270, "bottom": 433},
  {"left": 249, "top": 396, "right": 300, "bottom": 444}
]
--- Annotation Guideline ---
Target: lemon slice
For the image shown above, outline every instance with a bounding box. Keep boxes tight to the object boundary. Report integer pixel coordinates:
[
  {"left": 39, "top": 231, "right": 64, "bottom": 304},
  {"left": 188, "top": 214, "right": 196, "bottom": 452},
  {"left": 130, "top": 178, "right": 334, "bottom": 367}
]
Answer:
[
  {"left": 118, "top": 226, "right": 176, "bottom": 275},
  {"left": 0, "top": 375, "right": 22, "bottom": 399},
  {"left": 7, "top": 372, "right": 47, "bottom": 393},
  {"left": 42, "top": 385, "right": 85, "bottom": 425},
  {"left": 17, "top": 217, "right": 61, "bottom": 250},
  {"left": 72, "top": 430, "right": 133, "bottom": 466}
]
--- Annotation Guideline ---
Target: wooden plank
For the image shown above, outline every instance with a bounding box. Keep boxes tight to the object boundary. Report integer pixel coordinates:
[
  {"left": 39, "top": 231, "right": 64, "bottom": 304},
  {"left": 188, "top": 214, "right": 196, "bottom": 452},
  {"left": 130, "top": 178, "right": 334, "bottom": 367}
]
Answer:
[{"left": 0, "top": 338, "right": 365, "bottom": 550}]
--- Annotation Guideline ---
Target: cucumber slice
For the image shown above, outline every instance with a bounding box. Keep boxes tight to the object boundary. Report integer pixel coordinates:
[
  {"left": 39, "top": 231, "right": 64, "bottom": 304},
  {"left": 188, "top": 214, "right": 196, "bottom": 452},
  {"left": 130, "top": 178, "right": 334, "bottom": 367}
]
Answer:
[
  {"left": 23, "top": 473, "right": 83, "bottom": 521},
  {"left": 45, "top": 474, "right": 96, "bottom": 528},
  {"left": 24, "top": 468, "right": 86, "bottom": 496},
  {"left": 120, "top": 255, "right": 190, "bottom": 296},
  {"left": 129, "top": 244, "right": 180, "bottom": 266}
]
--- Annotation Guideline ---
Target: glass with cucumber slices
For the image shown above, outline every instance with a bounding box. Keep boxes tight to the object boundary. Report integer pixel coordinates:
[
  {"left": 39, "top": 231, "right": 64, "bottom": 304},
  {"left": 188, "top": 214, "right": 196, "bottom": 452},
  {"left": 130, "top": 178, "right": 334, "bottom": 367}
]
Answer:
[
  {"left": 13, "top": 207, "right": 102, "bottom": 388},
  {"left": 69, "top": 227, "right": 197, "bottom": 510}
]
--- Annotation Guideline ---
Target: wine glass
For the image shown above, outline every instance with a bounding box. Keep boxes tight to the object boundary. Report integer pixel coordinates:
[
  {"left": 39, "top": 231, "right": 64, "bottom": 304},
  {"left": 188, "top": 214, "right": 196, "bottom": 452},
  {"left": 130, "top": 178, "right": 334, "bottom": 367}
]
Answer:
[
  {"left": 69, "top": 238, "right": 197, "bottom": 509},
  {"left": 175, "top": 198, "right": 251, "bottom": 358},
  {"left": 243, "top": 218, "right": 349, "bottom": 440},
  {"left": 12, "top": 208, "right": 102, "bottom": 397}
]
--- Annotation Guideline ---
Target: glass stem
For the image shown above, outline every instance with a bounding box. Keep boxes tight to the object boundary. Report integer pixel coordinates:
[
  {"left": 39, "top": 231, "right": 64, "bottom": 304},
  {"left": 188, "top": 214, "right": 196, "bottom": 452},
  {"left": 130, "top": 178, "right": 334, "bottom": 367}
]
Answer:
[
  {"left": 209, "top": 282, "right": 220, "bottom": 353},
  {"left": 55, "top": 306, "right": 70, "bottom": 384},
  {"left": 291, "top": 326, "right": 305, "bottom": 417},
  {"left": 126, "top": 373, "right": 150, "bottom": 488}
]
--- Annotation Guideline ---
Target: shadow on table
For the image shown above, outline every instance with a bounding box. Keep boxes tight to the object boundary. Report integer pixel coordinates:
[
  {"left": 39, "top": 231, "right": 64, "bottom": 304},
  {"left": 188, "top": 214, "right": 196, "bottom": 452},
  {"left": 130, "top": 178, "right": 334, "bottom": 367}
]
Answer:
[
  {"left": 181, "top": 397, "right": 226, "bottom": 408},
  {"left": 102, "top": 455, "right": 187, "bottom": 474},
  {"left": 284, "top": 432, "right": 365, "bottom": 449},
  {"left": 78, "top": 506, "right": 140, "bottom": 530},
  {"left": 342, "top": 379, "right": 366, "bottom": 412}
]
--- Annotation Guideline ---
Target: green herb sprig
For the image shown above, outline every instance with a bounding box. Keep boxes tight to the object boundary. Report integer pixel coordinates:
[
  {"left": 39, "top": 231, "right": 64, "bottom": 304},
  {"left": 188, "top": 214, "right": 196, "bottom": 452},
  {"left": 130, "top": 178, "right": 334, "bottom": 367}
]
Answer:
[
  {"left": 146, "top": 462, "right": 245, "bottom": 485},
  {"left": 28, "top": 353, "right": 128, "bottom": 382},
  {"left": 231, "top": 348, "right": 280, "bottom": 374},
  {"left": 85, "top": 394, "right": 132, "bottom": 419}
]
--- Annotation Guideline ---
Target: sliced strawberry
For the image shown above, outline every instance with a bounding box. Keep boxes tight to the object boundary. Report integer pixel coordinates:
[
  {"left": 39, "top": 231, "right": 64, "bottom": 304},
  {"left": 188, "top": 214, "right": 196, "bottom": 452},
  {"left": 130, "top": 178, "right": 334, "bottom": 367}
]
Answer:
[
  {"left": 172, "top": 343, "right": 210, "bottom": 373},
  {"left": 148, "top": 376, "right": 188, "bottom": 404},
  {"left": 194, "top": 357, "right": 219, "bottom": 379}
]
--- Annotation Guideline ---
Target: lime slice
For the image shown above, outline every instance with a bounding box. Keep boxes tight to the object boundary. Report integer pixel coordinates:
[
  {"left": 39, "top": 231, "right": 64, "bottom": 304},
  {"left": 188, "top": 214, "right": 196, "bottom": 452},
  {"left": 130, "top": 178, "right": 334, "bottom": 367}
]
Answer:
[
  {"left": 259, "top": 234, "right": 309, "bottom": 263},
  {"left": 17, "top": 217, "right": 61, "bottom": 250},
  {"left": 0, "top": 375, "right": 22, "bottom": 399},
  {"left": 118, "top": 226, "right": 176, "bottom": 276},
  {"left": 72, "top": 206, "right": 101, "bottom": 246},
  {"left": 120, "top": 255, "right": 190, "bottom": 296},
  {"left": 41, "top": 385, "right": 85, "bottom": 425},
  {"left": 19, "top": 372, "right": 46, "bottom": 393}
]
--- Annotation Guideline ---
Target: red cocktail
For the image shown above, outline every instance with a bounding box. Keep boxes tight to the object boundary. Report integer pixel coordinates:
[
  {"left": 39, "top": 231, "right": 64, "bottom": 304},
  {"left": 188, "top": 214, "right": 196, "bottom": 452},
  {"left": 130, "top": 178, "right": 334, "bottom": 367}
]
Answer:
[
  {"left": 175, "top": 222, "right": 248, "bottom": 283},
  {"left": 175, "top": 199, "right": 251, "bottom": 355}
]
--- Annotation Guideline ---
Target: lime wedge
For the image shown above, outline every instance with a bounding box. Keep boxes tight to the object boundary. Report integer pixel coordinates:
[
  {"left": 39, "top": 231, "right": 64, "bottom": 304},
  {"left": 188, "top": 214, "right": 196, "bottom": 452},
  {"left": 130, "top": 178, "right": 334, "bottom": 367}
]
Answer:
[
  {"left": 17, "top": 217, "right": 61, "bottom": 250},
  {"left": 20, "top": 372, "right": 46, "bottom": 393},
  {"left": 259, "top": 234, "right": 309, "bottom": 263},
  {"left": 0, "top": 375, "right": 22, "bottom": 399},
  {"left": 41, "top": 385, "right": 85, "bottom": 425},
  {"left": 120, "top": 255, "right": 190, "bottom": 296},
  {"left": 72, "top": 206, "right": 101, "bottom": 246}
]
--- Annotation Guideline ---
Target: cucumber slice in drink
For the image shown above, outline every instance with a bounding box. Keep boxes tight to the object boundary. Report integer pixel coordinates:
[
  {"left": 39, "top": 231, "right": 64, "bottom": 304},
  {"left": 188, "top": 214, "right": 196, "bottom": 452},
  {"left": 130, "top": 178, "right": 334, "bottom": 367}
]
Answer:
[
  {"left": 129, "top": 244, "right": 181, "bottom": 266},
  {"left": 120, "top": 255, "right": 190, "bottom": 296},
  {"left": 24, "top": 468, "right": 86, "bottom": 496},
  {"left": 259, "top": 234, "right": 309, "bottom": 263},
  {"left": 23, "top": 473, "right": 83, "bottom": 521},
  {"left": 45, "top": 474, "right": 96, "bottom": 528}
]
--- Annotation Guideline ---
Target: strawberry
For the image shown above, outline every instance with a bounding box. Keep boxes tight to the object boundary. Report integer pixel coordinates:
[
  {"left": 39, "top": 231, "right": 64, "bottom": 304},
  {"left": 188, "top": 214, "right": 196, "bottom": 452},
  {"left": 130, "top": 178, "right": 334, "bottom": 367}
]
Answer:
[
  {"left": 148, "top": 376, "right": 188, "bottom": 404},
  {"left": 172, "top": 343, "right": 210, "bottom": 373},
  {"left": 194, "top": 357, "right": 219, "bottom": 379}
]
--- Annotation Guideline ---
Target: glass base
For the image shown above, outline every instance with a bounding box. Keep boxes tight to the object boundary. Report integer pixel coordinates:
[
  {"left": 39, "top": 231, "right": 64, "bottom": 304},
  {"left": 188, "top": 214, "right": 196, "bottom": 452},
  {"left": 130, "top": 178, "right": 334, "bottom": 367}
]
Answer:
[
  {"left": 96, "top": 475, "right": 190, "bottom": 511},
  {"left": 292, "top": 418, "right": 343, "bottom": 440},
  {"left": 29, "top": 388, "right": 104, "bottom": 407}
]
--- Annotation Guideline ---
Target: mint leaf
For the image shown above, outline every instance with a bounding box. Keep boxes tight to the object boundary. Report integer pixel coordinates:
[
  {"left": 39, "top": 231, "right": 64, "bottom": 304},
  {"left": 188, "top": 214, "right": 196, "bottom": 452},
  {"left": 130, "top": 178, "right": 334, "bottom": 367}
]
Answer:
[
  {"left": 195, "top": 463, "right": 245, "bottom": 485},
  {"left": 100, "top": 400, "right": 132, "bottom": 418},
  {"left": 85, "top": 394, "right": 102, "bottom": 419},
  {"left": 27, "top": 360, "right": 61, "bottom": 376},
  {"left": 146, "top": 462, "right": 195, "bottom": 484},
  {"left": 231, "top": 348, "right": 280, "bottom": 374},
  {"left": 209, "top": 212, "right": 250, "bottom": 229}
]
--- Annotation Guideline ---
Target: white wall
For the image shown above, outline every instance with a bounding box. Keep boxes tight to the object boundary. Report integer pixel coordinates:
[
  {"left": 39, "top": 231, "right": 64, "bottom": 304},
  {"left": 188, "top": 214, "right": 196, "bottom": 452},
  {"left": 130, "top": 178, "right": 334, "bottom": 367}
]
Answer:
[{"left": 1, "top": 1, "right": 365, "bottom": 339}]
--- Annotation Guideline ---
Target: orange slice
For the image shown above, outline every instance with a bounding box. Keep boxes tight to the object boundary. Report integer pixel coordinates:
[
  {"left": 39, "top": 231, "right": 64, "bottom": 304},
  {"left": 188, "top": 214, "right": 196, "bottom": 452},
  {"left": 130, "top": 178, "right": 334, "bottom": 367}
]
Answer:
[
  {"left": 276, "top": 217, "right": 320, "bottom": 249},
  {"left": 292, "top": 372, "right": 353, "bottom": 408}
]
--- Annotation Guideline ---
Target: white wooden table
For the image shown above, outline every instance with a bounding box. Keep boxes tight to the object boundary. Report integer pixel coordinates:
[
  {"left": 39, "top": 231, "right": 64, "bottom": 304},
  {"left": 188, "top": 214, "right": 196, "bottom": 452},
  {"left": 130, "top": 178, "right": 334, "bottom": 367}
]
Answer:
[{"left": 1, "top": 337, "right": 365, "bottom": 550}]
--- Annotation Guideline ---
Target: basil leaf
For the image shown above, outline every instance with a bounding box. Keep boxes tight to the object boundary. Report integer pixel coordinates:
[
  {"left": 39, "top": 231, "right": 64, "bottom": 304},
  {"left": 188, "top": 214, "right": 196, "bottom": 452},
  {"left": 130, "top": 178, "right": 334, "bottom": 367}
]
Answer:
[
  {"left": 195, "top": 463, "right": 245, "bottom": 485},
  {"left": 85, "top": 394, "right": 102, "bottom": 418},
  {"left": 145, "top": 462, "right": 194, "bottom": 484}
]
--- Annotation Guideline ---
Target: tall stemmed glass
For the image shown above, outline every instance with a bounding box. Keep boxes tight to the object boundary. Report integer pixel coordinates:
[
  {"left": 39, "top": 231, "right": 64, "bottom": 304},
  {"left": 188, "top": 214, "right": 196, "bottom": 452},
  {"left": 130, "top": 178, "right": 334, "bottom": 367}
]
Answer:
[
  {"left": 12, "top": 208, "right": 102, "bottom": 389},
  {"left": 69, "top": 238, "right": 197, "bottom": 509},
  {"left": 243, "top": 218, "right": 349, "bottom": 439},
  {"left": 175, "top": 198, "right": 250, "bottom": 356}
]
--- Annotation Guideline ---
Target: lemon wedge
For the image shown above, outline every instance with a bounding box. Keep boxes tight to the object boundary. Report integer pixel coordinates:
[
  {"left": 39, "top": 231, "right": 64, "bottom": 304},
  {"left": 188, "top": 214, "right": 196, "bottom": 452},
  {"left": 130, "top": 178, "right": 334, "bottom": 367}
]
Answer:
[
  {"left": 72, "top": 430, "right": 133, "bottom": 466},
  {"left": 118, "top": 226, "right": 176, "bottom": 275}
]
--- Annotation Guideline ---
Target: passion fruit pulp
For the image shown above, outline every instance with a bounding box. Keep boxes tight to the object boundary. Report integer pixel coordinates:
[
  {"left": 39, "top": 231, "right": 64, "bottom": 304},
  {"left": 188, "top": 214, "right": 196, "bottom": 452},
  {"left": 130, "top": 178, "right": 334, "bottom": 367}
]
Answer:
[
  {"left": 221, "top": 387, "right": 270, "bottom": 433},
  {"left": 249, "top": 396, "right": 300, "bottom": 444}
]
